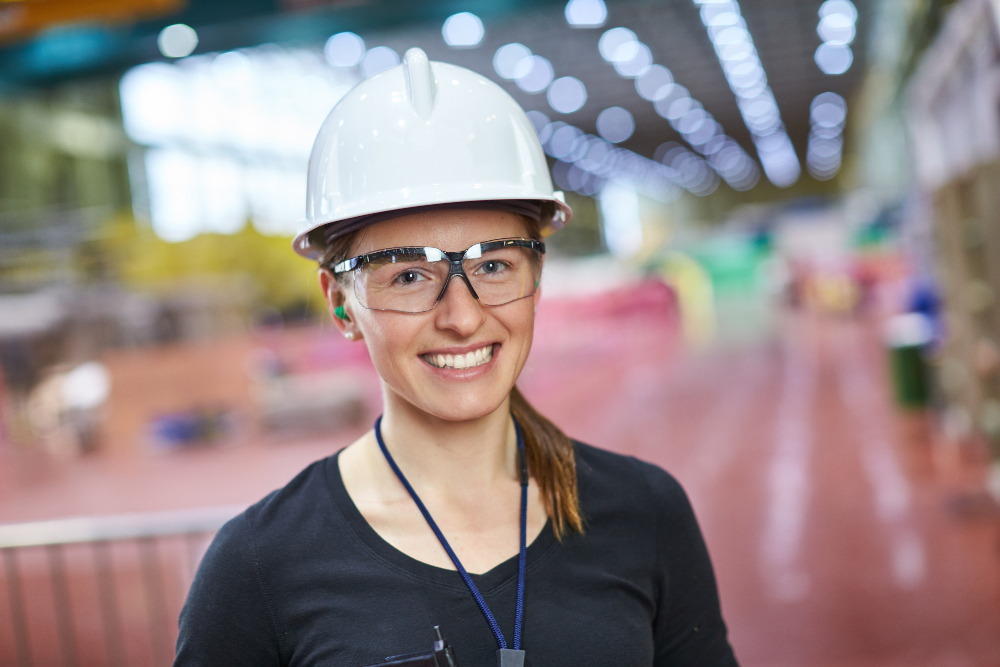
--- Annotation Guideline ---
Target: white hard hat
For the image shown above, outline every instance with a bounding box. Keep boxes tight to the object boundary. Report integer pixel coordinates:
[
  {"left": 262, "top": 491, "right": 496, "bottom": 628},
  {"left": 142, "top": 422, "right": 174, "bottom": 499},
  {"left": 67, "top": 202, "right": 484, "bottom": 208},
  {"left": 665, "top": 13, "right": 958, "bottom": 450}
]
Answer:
[{"left": 293, "top": 47, "right": 572, "bottom": 260}]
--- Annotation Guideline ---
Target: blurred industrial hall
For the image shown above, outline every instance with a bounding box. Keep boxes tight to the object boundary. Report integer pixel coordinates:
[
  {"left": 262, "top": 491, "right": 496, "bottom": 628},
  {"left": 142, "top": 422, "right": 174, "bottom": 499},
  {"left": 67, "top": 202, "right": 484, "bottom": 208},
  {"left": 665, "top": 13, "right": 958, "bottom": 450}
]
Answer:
[{"left": 1, "top": 0, "right": 1000, "bottom": 665}]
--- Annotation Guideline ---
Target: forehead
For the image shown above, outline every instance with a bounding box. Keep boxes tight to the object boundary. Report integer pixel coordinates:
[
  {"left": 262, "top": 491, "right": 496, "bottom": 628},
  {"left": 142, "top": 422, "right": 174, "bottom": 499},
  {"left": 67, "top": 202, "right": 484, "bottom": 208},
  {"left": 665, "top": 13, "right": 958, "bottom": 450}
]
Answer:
[{"left": 351, "top": 209, "right": 530, "bottom": 255}]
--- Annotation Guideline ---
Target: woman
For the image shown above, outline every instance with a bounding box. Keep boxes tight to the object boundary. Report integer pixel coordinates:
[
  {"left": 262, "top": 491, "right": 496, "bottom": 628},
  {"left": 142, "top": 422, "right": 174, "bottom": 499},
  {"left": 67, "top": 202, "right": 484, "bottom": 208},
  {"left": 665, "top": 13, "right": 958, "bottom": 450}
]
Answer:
[{"left": 175, "top": 48, "right": 738, "bottom": 667}]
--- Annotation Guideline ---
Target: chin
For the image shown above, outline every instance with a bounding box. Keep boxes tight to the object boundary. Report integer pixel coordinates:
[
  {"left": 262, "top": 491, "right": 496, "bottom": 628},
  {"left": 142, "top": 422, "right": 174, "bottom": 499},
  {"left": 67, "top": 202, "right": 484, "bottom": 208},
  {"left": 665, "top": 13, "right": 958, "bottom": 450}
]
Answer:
[{"left": 412, "top": 388, "right": 510, "bottom": 423}]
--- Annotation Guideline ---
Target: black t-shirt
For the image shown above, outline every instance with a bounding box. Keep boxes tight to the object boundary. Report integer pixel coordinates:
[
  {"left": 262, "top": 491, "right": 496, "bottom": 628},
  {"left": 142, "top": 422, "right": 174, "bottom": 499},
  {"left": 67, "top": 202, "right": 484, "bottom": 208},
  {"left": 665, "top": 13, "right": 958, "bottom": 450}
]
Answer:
[{"left": 174, "top": 442, "right": 738, "bottom": 667}]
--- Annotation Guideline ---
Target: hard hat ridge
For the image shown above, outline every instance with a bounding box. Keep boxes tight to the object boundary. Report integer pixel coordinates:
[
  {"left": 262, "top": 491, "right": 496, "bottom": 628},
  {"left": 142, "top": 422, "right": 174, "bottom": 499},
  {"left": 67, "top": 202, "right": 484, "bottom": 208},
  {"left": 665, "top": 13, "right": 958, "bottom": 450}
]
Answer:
[{"left": 403, "top": 48, "right": 436, "bottom": 120}]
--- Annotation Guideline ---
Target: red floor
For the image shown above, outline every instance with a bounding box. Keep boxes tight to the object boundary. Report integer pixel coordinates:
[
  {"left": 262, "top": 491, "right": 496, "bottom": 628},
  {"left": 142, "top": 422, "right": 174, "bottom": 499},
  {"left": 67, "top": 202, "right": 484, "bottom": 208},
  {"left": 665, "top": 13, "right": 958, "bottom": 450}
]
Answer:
[{"left": 2, "top": 308, "right": 1000, "bottom": 666}]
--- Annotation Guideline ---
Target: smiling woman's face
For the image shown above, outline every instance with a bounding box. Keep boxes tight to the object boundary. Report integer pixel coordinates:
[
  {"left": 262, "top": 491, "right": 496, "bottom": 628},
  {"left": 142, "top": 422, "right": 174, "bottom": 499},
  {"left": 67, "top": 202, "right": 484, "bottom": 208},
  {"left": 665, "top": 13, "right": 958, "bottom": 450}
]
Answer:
[{"left": 321, "top": 208, "right": 540, "bottom": 423}]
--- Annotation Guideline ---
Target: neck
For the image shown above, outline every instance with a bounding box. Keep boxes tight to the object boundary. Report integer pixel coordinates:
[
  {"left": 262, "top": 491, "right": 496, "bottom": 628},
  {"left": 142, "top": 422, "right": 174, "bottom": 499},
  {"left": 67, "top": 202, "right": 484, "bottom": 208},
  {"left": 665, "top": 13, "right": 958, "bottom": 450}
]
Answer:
[{"left": 377, "top": 391, "right": 519, "bottom": 498}]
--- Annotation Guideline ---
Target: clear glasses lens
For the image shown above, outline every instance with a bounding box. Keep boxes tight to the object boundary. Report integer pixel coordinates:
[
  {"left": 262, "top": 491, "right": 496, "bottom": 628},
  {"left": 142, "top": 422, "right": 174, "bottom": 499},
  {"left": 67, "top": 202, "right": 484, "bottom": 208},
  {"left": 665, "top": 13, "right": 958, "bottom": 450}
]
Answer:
[{"left": 353, "top": 243, "right": 542, "bottom": 313}]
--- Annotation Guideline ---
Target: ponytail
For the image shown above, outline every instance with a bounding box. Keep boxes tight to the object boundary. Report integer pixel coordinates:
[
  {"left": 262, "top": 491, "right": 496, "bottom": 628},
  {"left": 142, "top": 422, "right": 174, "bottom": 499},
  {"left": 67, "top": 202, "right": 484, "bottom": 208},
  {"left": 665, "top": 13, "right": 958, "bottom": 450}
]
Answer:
[{"left": 510, "top": 386, "right": 583, "bottom": 539}]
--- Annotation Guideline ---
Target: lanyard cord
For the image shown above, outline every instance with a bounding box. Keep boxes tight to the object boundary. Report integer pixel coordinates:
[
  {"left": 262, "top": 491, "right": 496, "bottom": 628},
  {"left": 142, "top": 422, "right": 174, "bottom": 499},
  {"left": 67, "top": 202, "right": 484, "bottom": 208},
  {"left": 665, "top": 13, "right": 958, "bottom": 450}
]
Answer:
[{"left": 374, "top": 416, "right": 528, "bottom": 651}]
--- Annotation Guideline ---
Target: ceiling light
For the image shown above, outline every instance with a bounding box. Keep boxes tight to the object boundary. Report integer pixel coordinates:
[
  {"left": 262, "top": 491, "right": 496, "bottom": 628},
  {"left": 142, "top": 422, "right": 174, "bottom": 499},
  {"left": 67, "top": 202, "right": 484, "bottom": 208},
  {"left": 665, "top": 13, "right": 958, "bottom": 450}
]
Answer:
[
  {"left": 685, "top": 119, "right": 719, "bottom": 146},
  {"left": 635, "top": 64, "right": 674, "bottom": 100},
  {"left": 212, "top": 51, "right": 251, "bottom": 85},
  {"left": 811, "top": 91, "right": 847, "bottom": 119},
  {"left": 711, "top": 26, "right": 750, "bottom": 46},
  {"left": 708, "top": 16, "right": 746, "bottom": 40},
  {"left": 548, "top": 76, "right": 588, "bottom": 114},
  {"left": 652, "top": 84, "right": 689, "bottom": 118},
  {"left": 699, "top": 1, "right": 740, "bottom": 22},
  {"left": 815, "top": 42, "right": 853, "bottom": 74},
  {"left": 811, "top": 102, "right": 846, "bottom": 127},
  {"left": 675, "top": 108, "right": 708, "bottom": 134},
  {"left": 654, "top": 141, "right": 684, "bottom": 163},
  {"left": 515, "top": 55, "right": 554, "bottom": 92},
  {"left": 819, "top": 0, "right": 858, "bottom": 23},
  {"left": 442, "top": 12, "right": 485, "bottom": 47},
  {"left": 565, "top": 0, "right": 607, "bottom": 27},
  {"left": 526, "top": 110, "right": 553, "bottom": 143},
  {"left": 361, "top": 46, "right": 400, "bottom": 78},
  {"left": 817, "top": 13, "right": 856, "bottom": 44},
  {"left": 708, "top": 12, "right": 742, "bottom": 28},
  {"left": 740, "top": 95, "right": 777, "bottom": 118},
  {"left": 717, "top": 41, "right": 753, "bottom": 62},
  {"left": 565, "top": 133, "right": 593, "bottom": 162},
  {"left": 493, "top": 44, "right": 532, "bottom": 79},
  {"left": 731, "top": 78, "right": 768, "bottom": 99},
  {"left": 596, "top": 106, "right": 635, "bottom": 143},
  {"left": 612, "top": 42, "right": 652, "bottom": 78},
  {"left": 599, "top": 27, "right": 637, "bottom": 62},
  {"left": 578, "top": 138, "right": 611, "bottom": 172},
  {"left": 548, "top": 124, "right": 583, "bottom": 158},
  {"left": 324, "top": 32, "right": 365, "bottom": 67},
  {"left": 700, "top": 136, "right": 730, "bottom": 155},
  {"left": 811, "top": 124, "right": 842, "bottom": 139},
  {"left": 158, "top": 24, "right": 198, "bottom": 59},
  {"left": 665, "top": 96, "right": 700, "bottom": 121}
]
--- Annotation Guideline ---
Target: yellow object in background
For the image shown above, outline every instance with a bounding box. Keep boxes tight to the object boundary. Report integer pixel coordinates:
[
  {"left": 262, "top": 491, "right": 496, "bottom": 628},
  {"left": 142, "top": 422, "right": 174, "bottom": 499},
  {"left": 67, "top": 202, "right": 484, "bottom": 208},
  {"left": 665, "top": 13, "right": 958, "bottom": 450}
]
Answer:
[{"left": 658, "top": 251, "right": 715, "bottom": 348}]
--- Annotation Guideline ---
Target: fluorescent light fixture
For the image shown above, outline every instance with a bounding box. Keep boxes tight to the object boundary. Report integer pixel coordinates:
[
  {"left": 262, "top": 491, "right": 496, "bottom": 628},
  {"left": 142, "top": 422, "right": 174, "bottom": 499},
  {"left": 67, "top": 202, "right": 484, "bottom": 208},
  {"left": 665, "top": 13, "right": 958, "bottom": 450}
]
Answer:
[
  {"left": 547, "top": 124, "right": 584, "bottom": 158},
  {"left": 815, "top": 42, "right": 853, "bottom": 74},
  {"left": 442, "top": 12, "right": 485, "bottom": 47},
  {"left": 694, "top": 0, "right": 798, "bottom": 187},
  {"left": 819, "top": 0, "right": 857, "bottom": 23},
  {"left": 818, "top": 13, "right": 856, "bottom": 44},
  {"left": 596, "top": 106, "right": 635, "bottom": 142},
  {"left": 493, "top": 43, "right": 532, "bottom": 79},
  {"left": 600, "top": 181, "right": 643, "bottom": 257},
  {"left": 547, "top": 76, "right": 588, "bottom": 113},
  {"left": 806, "top": 91, "right": 846, "bottom": 179},
  {"left": 361, "top": 46, "right": 400, "bottom": 78},
  {"left": 565, "top": 0, "right": 608, "bottom": 27},
  {"left": 157, "top": 24, "right": 198, "bottom": 59},
  {"left": 612, "top": 42, "right": 652, "bottom": 78},
  {"left": 599, "top": 27, "right": 637, "bottom": 62},
  {"left": 635, "top": 64, "right": 674, "bottom": 100},
  {"left": 515, "top": 55, "right": 554, "bottom": 92},
  {"left": 324, "top": 32, "right": 365, "bottom": 67},
  {"left": 526, "top": 110, "right": 553, "bottom": 143}
]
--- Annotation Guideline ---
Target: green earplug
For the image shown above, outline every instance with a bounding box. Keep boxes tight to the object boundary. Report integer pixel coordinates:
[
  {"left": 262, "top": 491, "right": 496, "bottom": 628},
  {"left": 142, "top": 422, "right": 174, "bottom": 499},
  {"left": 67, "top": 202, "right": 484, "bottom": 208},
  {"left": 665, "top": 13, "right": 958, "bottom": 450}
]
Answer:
[{"left": 334, "top": 306, "right": 348, "bottom": 320}]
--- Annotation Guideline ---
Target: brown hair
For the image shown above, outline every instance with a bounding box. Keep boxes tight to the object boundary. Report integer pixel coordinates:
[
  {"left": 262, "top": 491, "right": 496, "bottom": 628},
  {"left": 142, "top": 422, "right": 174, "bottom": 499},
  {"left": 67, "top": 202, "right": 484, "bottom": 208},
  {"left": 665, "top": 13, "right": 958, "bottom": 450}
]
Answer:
[{"left": 315, "top": 216, "right": 583, "bottom": 538}]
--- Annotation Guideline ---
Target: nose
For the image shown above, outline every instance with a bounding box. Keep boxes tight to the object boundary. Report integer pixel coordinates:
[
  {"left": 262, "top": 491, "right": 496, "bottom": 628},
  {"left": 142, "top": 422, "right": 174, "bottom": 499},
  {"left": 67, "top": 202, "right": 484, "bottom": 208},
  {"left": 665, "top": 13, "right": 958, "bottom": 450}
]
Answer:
[{"left": 433, "top": 274, "right": 486, "bottom": 336}]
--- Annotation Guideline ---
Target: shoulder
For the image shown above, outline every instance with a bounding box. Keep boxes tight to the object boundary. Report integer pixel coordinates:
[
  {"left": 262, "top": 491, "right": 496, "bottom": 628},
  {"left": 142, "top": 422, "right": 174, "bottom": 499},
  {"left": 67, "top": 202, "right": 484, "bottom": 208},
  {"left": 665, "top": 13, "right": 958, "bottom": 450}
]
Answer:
[
  {"left": 196, "top": 454, "right": 334, "bottom": 573},
  {"left": 242, "top": 455, "right": 336, "bottom": 538},
  {"left": 574, "top": 441, "right": 690, "bottom": 515}
]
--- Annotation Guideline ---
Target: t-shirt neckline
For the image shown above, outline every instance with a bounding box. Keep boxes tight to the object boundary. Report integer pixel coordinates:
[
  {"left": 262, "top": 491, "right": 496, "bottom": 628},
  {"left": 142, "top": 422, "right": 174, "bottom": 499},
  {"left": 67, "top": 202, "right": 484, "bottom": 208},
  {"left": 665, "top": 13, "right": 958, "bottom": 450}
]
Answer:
[{"left": 324, "top": 450, "right": 557, "bottom": 593}]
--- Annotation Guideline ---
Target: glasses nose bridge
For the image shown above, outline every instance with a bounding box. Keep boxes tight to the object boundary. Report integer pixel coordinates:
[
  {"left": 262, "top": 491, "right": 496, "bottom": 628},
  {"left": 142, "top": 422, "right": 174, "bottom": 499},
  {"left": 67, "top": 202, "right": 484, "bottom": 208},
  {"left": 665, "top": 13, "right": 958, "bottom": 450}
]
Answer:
[{"left": 435, "top": 250, "right": 480, "bottom": 305}]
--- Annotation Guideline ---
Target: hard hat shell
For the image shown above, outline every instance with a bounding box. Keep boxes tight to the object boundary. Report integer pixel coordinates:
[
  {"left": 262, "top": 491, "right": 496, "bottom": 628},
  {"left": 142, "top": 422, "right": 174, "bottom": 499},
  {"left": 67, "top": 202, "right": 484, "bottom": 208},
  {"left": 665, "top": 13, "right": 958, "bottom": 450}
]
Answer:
[{"left": 293, "top": 47, "right": 571, "bottom": 260}]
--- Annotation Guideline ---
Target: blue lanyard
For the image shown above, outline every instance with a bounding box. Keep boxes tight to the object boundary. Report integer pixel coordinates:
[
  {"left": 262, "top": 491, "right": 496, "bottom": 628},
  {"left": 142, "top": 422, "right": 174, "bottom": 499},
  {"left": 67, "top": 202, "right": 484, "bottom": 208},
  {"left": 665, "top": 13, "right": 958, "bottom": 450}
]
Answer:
[{"left": 374, "top": 416, "right": 528, "bottom": 657}]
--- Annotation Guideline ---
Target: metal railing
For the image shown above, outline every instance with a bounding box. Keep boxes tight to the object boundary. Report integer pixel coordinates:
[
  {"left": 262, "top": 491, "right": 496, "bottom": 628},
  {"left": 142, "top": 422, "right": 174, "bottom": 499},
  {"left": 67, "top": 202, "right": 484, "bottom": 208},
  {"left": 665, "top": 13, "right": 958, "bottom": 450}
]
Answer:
[{"left": 0, "top": 506, "right": 243, "bottom": 667}]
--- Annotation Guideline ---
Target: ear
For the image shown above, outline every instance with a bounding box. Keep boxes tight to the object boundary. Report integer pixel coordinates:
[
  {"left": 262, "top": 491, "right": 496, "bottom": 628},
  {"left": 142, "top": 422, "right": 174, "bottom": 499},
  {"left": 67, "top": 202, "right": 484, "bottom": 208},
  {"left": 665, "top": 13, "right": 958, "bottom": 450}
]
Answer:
[{"left": 319, "top": 268, "right": 354, "bottom": 336}]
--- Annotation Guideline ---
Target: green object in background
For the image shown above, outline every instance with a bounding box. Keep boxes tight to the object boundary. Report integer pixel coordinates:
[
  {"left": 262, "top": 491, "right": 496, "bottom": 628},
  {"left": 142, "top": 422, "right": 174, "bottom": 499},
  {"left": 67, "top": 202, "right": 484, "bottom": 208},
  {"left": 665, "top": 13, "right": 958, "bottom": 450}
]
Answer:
[
  {"left": 885, "top": 313, "right": 934, "bottom": 409},
  {"left": 888, "top": 344, "right": 932, "bottom": 409}
]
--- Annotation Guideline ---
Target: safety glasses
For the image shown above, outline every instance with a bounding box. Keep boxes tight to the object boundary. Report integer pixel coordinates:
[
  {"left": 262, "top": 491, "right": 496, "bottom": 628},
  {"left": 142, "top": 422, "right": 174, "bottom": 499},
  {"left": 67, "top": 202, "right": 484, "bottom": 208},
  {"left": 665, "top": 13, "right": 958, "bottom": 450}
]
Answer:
[{"left": 329, "top": 238, "right": 545, "bottom": 314}]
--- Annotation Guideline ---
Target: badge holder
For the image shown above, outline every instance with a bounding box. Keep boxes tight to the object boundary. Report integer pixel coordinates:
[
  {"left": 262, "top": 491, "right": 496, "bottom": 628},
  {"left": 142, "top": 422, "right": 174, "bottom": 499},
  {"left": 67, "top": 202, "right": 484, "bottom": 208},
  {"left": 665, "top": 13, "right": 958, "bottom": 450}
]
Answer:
[{"left": 361, "top": 626, "right": 458, "bottom": 667}]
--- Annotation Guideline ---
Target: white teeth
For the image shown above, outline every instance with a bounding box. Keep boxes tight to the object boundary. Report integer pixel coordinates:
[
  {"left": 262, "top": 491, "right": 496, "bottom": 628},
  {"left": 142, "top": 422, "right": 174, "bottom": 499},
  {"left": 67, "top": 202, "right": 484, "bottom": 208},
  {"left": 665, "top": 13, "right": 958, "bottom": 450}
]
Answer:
[{"left": 425, "top": 345, "right": 494, "bottom": 369}]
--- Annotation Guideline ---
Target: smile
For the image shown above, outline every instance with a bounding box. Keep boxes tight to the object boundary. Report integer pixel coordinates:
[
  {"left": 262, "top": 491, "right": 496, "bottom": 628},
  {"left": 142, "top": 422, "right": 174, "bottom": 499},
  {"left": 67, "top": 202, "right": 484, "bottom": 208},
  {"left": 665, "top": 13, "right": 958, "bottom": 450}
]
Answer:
[{"left": 422, "top": 344, "right": 494, "bottom": 369}]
